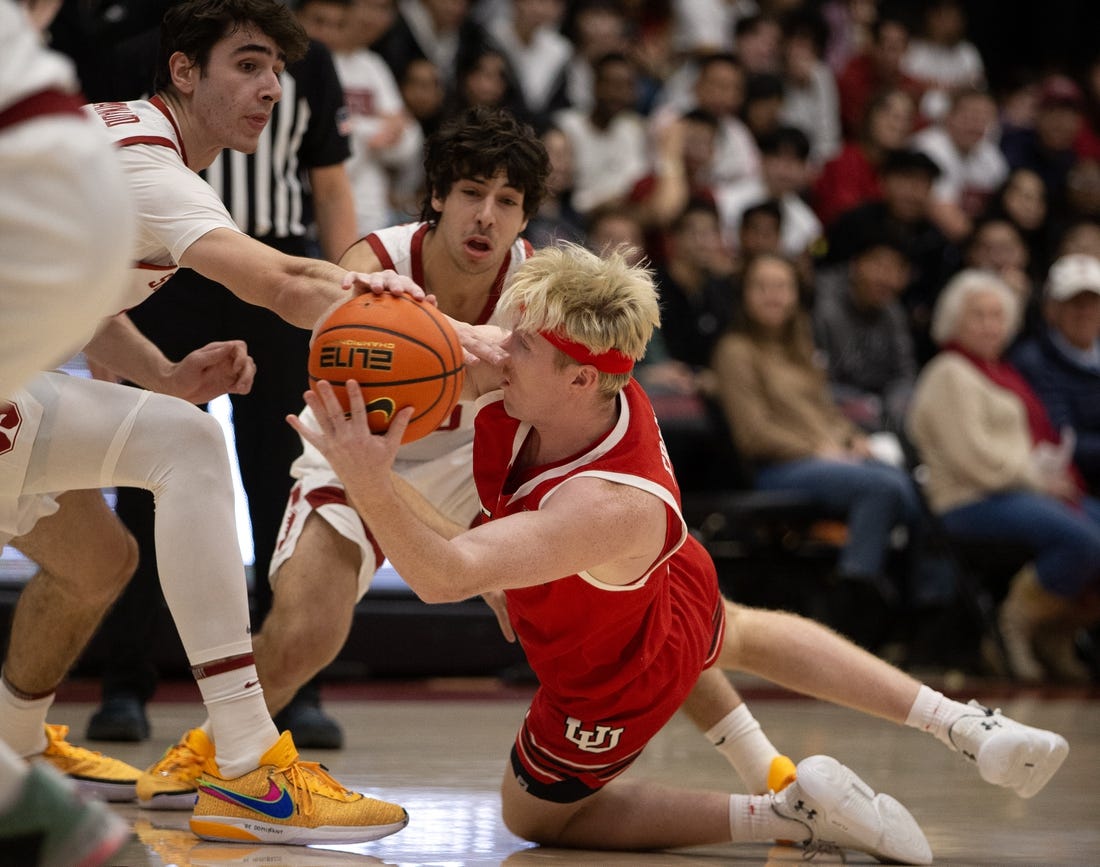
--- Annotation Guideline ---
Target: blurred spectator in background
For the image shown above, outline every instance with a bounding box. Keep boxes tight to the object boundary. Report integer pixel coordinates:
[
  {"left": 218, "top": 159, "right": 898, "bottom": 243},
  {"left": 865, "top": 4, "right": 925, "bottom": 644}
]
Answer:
[
  {"left": 908, "top": 269, "right": 1100, "bottom": 683},
  {"left": 734, "top": 13, "right": 782, "bottom": 76},
  {"left": 901, "top": 0, "right": 985, "bottom": 123},
  {"left": 982, "top": 167, "right": 1051, "bottom": 281},
  {"left": 964, "top": 217, "right": 1039, "bottom": 339},
  {"left": 652, "top": 52, "right": 760, "bottom": 188},
  {"left": 486, "top": 0, "right": 571, "bottom": 129},
  {"left": 741, "top": 71, "right": 786, "bottom": 144},
  {"left": 524, "top": 125, "right": 585, "bottom": 248},
  {"left": 710, "top": 253, "right": 933, "bottom": 651},
  {"left": 443, "top": 43, "right": 528, "bottom": 121},
  {"left": 822, "top": 148, "right": 953, "bottom": 363},
  {"left": 912, "top": 87, "right": 1007, "bottom": 243},
  {"left": 814, "top": 229, "right": 917, "bottom": 437},
  {"left": 306, "top": 0, "right": 424, "bottom": 235},
  {"left": 813, "top": 87, "right": 916, "bottom": 226},
  {"left": 552, "top": 52, "right": 648, "bottom": 216},
  {"left": 375, "top": 0, "right": 489, "bottom": 88},
  {"left": 1058, "top": 216, "right": 1100, "bottom": 261},
  {"left": 836, "top": 11, "right": 922, "bottom": 141},
  {"left": 780, "top": 7, "right": 842, "bottom": 167},
  {"left": 735, "top": 199, "right": 785, "bottom": 272},
  {"left": 1001, "top": 74, "right": 1086, "bottom": 217},
  {"left": 717, "top": 126, "right": 821, "bottom": 268},
  {"left": 564, "top": 0, "right": 629, "bottom": 114},
  {"left": 1013, "top": 254, "right": 1100, "bottom": 496}
]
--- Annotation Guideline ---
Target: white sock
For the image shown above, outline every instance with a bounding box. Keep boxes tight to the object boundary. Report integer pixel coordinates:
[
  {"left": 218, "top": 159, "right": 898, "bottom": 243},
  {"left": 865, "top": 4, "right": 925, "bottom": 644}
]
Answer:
[
  {"left": 0, "top": 678, "right": 51, "bottom": 757},
  {"left": 0, "top": 739, "right": 31, "bottom": 811},
  {"left": 706, "top": 704, "right": 781, "bottom": 794},
  {"left": 193, "top": 656, "right": 279, "bottom": 778},
  {"left": 904, "top": 685, "right": 973, "bottom": 748},
  {"left": 727, "top": 793, "right": 805, "bottom": 843}
]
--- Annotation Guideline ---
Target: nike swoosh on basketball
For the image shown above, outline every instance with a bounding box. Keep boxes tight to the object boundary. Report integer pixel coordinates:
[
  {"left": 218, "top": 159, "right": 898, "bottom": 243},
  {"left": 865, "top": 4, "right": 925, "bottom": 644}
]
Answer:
[{"left": 198, "top": 779, "right": 295, "bottom": 820}]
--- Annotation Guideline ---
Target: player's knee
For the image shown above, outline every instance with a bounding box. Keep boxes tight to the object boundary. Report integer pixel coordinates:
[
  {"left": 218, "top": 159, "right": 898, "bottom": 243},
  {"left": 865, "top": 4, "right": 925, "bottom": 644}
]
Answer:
[{"left": 84, "top": 526, "right": 138, "bottom": 604}]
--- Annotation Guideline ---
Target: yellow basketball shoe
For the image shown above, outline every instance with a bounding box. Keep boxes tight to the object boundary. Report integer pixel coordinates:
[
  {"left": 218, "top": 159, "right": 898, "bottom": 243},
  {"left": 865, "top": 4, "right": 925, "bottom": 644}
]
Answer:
[
  {"left": 138, "top": 728, "right": 216, "bottom": 810},
  {"left": 190, "top": 731, "right": 408, "bottom": 845},
  {"left": 36, "top": 723, "right": 140, "bottom": 802}
]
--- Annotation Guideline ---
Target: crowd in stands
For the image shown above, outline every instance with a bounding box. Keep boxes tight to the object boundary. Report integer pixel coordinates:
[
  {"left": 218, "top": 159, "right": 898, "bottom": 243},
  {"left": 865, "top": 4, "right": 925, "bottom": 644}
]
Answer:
[{"left": 52, "top": 0, "right": 1100, "bottom": 684}]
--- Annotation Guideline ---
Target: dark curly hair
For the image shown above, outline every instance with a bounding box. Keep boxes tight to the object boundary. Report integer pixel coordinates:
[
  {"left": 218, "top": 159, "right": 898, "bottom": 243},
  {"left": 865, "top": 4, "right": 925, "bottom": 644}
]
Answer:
[
  {"left": 154, "top": 0, "right": 309, "bottom": 94},
  {"left": 419, "top": 107, "right": 550, "bottom": 223}
]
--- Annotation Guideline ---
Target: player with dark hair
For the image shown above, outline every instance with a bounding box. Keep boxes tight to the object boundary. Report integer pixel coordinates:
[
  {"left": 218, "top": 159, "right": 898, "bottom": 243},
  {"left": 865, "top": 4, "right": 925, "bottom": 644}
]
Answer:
[{"left": 0, "top": 0, "right": 409, "bottom": 846}]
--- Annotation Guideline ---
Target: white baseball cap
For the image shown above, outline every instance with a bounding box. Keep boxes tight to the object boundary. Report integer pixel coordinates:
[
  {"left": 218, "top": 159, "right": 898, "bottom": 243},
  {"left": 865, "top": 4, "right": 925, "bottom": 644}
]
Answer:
[{"left": 1045, "top": 254, "right": 1100, "bottom": 301}]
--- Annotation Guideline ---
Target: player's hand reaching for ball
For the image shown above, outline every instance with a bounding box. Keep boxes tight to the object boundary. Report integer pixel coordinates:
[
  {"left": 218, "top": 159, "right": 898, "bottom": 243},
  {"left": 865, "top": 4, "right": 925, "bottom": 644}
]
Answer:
[
  {"left": 163, "top": 340, "right": 255, "bottom": 403},
  {"left": 289, "top": 379, "right": 410, "bottom": 501},
  {"left": 312, "top": 269, "right": 436, "bottom": 345}
]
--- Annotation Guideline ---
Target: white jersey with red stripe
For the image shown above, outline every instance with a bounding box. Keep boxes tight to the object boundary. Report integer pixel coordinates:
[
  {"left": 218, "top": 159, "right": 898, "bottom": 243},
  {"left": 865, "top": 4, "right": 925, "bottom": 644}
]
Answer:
[
  {"left": 272, "top": 222, "right": 533, "bottom": 592},
  {"left": 0, "top": 0, "right": 77, "bottom": 112},
  {"left": 84, "top": 96, "right": 242, "bottom": 314},
  {"left": 473, "top": 379, "right": 722, "bottom": 718}
]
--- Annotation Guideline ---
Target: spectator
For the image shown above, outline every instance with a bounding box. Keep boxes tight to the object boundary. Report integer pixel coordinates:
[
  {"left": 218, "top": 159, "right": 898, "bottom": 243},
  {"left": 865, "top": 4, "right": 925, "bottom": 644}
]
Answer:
[
  {"left": 1012, "top": 254, "right": 1100, "bottom": 495},
  {"left": 669, "top": 0, "right": 744, "bottom": 55},
  {"left": 814, "top": 229, "right": 917, "bottom": 436},
  {"left": 820, "top": 0, "right": 877, "bottom": 76},
  {"left": 900, "top": 0, "right": 985, "bottom": 123},
  {"left": 741, "top": 71, "right": 786, "bottom": 144},
  {"left": 813, "top": 87, "right": 916, "bottom": 226},
  {"left": 907, "top": 269, "right": 1100, "bottom": 683},
  {"left": 308, "top": 0, "right": 424, "bottom": 235},
  {"left": 552, "top": 52, "right": 649, "bottom": 216},
  {"left": 717, "top": 125, "right": 821, "bottom": 264},
  {"left": 836, "top": 11, "right": 922, "bottom": 141},
  {"left": 735, "top": 199, "right": 785, "bottom": 271},
  {"left": 822, "top": 148, "right": 953, "bottom": 363},
  {"left": 982, "top": 167, "right": 1051, "bottom": 280},
  {"left": 486, "top": 0, "right": 571, "bottom": 128},
  {"left": 912, "top": 87, "right": 1008, "bottom": 243},
  {"left": 710, "top": 252, "right": 936, "bottom": 651},
  {"left": 1001, "top": 74, "right": 1086, "bottom": 217},
  {"left": 390, "top": 56, "right": 446, "bottom": 217},
  {"left": 652, "top": 52, "right": 761, "bottom": 188},
  {"left": 374, "top": 0, "right": 489, "bottom": 87},
  {"left": 443, "top": 43, "right": 528, "bottom": 122},
  {"left": 296, "top": 0, "right": 349, "bottom": 48},
  {"left": 564, "top": 0, "right": 629, "bottom": 114},
  {"left": 1058, "top": 216, "right": 1100, "bottom": 261},
  {"left": 780, "top": 7, "right": 842, "bottom": 167},
  {"left": 733, "top": 13, "right": 782, "bottom": 75},
  {"left": 964, "top": 217, "right": 1039, "bottom": 339},
  {"left": 523, "top": 125, "right": 585, "bottom": 248}
]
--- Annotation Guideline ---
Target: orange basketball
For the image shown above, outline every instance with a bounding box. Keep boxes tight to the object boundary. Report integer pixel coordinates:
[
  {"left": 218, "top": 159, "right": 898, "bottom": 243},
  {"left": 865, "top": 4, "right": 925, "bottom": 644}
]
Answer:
[{"left": 308, "top": 293, "right": 465, "bottom": 443}]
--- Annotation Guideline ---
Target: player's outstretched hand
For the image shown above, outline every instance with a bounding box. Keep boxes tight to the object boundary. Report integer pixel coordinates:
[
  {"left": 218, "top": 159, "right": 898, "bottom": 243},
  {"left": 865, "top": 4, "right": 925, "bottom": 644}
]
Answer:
[
  {"left": 288, "top": 380, "right": 411, "bottom": 499},
  {"left": 451, "top": 321, "right": 508, "bottom": 366},
  {"left": 342, "top": 269, "right": 431, "bottom": 302},
  {"left": 164, "top": 340, "right": 255, "bottom": 403}
]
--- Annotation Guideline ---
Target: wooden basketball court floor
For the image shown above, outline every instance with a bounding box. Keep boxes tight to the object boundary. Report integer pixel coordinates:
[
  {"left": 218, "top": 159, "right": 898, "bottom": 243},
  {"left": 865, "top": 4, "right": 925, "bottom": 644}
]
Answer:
[{"left": 56, "top": 677, "right": 1099, "bottom": 866}]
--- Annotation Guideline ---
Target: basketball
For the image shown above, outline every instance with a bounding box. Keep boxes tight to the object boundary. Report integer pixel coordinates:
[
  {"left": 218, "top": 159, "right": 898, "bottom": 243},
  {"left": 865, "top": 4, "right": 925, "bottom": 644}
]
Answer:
[{"left": 308, "top": 292, "right": 465, "bottom": 443}]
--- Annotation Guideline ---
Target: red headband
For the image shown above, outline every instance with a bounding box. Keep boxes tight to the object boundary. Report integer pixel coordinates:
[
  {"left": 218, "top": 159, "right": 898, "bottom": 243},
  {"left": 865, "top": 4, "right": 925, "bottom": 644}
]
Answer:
[{"left": 539, "top": 330, "right": 635, "bottom": 374}]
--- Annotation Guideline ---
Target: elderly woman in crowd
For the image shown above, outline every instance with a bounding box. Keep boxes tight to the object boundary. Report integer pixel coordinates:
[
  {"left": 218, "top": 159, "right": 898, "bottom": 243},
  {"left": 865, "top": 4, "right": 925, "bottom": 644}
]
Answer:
[{"left": 907, "top": 269, "right": 1100, "bottom": 682}]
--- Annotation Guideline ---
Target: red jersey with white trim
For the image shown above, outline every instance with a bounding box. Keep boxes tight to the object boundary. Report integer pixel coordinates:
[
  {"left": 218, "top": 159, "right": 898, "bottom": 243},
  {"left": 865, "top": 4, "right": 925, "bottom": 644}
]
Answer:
[
  {"left": 84, "top": 96, "right": 242, "bottom": 313},
  {"left": 473, "top": 378, "right": 722, "bottom": 719},
  {"left": 366, "top": 221, "right": 533, "bottom": 461}
]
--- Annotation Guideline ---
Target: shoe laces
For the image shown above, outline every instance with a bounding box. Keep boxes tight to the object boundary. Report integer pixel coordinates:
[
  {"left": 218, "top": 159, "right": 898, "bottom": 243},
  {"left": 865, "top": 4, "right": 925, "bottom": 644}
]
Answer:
[
  {"left": 802, "top": 839, "right": 845, "bottom": 861},
  {"left": 155, "top": 738, "right": 208, "bottom": 776},
  {"left": 275, "top": 759, "right": 356, "bottom": 818}
]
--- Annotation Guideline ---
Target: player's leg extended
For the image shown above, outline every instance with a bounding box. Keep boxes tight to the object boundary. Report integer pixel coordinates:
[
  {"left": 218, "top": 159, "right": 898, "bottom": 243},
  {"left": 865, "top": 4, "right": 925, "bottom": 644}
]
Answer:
[
  {"left": 718, "top": 598, "right": 1069, "bottom": 797},
  {"left": 254, "top": 513, "right": 362, "bottom": 716}
]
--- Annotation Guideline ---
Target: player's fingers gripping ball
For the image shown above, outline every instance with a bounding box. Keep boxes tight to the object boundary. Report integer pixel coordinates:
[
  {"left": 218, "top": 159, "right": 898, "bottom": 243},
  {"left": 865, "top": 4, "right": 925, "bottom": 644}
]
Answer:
[{"left": 308, "top": 292, "right": 464, "bottom": 443}]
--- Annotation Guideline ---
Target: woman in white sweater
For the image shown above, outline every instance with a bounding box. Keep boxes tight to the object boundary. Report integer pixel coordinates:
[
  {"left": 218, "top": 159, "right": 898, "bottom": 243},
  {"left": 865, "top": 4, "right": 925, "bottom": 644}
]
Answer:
[{"left": 907, "top": 270, "right": 1100, "bottom": 683}]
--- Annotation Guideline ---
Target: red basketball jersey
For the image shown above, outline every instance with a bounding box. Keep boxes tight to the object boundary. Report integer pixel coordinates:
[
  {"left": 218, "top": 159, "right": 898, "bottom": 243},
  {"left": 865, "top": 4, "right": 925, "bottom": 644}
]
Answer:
[{"left": 474, "top": 379, "right": 722, "bottom": 720}]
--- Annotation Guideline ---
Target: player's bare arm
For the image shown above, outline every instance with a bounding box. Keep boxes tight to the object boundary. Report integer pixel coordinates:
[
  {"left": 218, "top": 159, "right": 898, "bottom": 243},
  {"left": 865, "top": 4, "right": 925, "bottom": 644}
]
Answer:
[
  {"left": 290, "top": 380, "right": 667, "bottom": 602},
  {"left": 84, "top": 314, "right": 256, "bottom": 403}
]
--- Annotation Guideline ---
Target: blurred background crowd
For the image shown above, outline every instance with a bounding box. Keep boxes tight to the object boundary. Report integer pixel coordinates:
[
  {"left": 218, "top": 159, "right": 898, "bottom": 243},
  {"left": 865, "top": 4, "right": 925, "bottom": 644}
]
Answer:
[{"left": 41, "top": 0, "right": 1100, "bottom": 694}]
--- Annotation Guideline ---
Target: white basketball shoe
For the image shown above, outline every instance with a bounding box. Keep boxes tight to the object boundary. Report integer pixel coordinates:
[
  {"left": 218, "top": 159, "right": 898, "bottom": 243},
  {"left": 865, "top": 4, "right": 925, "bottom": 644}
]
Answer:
[
  {"left": 770, "top": 754, "right": 933, "bottom": 864},
  {"left": 947, "top": 699, "right": 1069, "bottom": 798}
]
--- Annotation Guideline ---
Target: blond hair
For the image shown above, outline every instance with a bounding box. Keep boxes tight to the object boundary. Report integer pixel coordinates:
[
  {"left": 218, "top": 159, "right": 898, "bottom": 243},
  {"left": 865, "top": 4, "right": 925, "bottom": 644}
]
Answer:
[{"left": 497, "top": 243, "right": 660, "bottom": 397}]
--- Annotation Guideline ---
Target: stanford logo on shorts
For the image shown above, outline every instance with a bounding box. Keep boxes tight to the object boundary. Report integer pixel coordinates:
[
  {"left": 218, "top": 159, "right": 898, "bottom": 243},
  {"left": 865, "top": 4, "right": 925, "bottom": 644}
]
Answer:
[
  {"left": 564, "top": 716, "right": 625, "bottom": 753},
  {"left": 0, "top": 402, "right": 22, "bottom": 455}
]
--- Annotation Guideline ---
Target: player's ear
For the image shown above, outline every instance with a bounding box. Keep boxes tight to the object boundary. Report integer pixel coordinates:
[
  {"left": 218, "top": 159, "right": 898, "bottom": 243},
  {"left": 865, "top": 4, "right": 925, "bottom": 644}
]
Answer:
[
  {"left": 168, "top": 51, "right": 198, "bottom": 94},
  {"left": 571, "top": 365, "right": 599, "bottom": 390}
]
